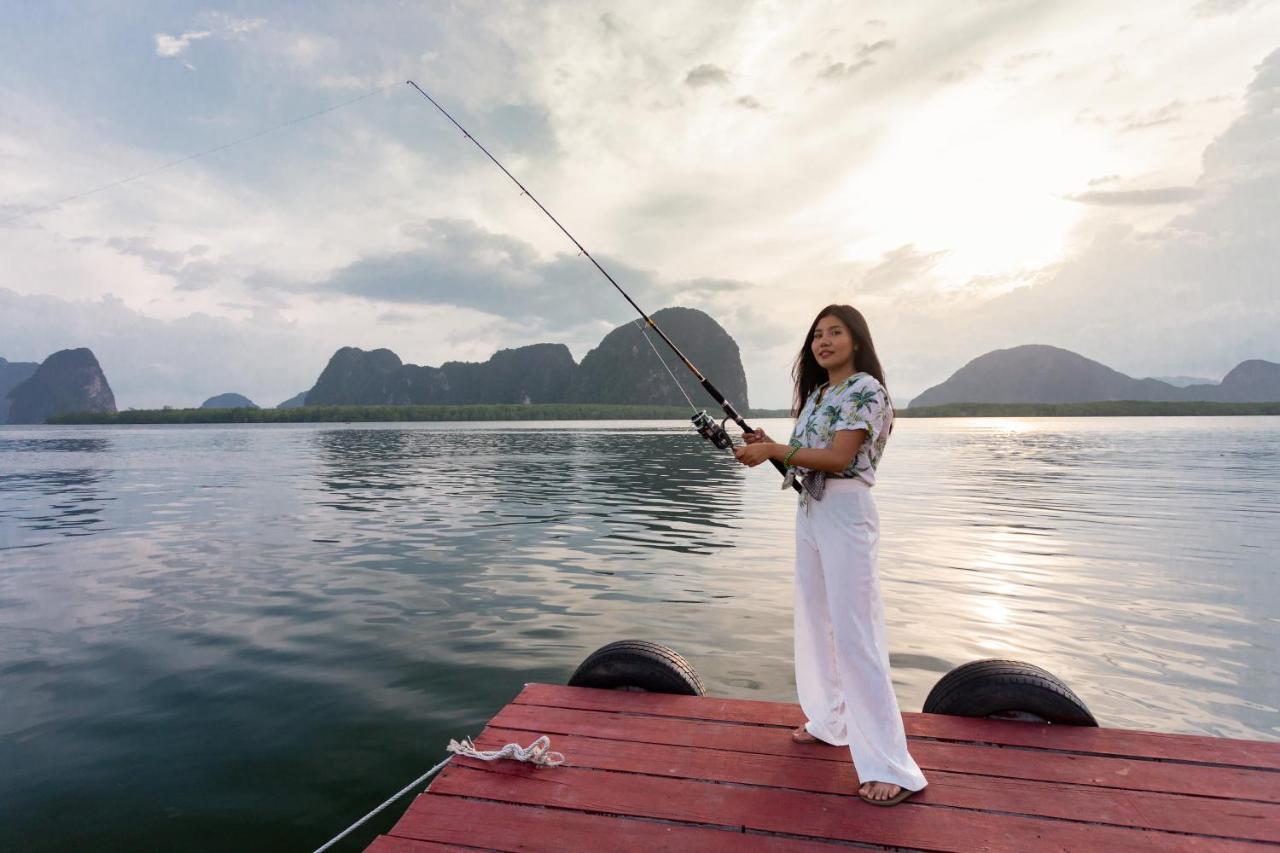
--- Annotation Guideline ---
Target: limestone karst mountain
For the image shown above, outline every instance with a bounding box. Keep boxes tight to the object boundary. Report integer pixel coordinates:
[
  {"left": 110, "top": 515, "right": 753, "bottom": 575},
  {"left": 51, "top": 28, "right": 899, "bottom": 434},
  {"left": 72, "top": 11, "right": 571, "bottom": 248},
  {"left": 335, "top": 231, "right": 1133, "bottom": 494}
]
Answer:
[
  {"left": 276, "top": 391, "right": 309, "bottom": 409},
  {"left": 0, "top": 356, "right": 39, "bottom": 424},
  {"left": 6, "top": 348, "right": 116, "bottom": 424},
  {"left": 201, "top": 393, "right": 258, "bottom": 409},
  {"left": 909, "top": 345, "right": 1280, "bottom": 407},
  {"left": 567, "top": 307, "right": 749, "bottom": 409}
]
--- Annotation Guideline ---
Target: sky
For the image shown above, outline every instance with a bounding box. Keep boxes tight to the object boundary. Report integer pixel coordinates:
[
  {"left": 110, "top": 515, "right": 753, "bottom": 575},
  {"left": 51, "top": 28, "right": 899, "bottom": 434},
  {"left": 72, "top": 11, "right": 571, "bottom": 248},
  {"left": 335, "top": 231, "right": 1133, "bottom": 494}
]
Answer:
[{"left": 1, "top": 1, "right": 1277, "bottom": 409}]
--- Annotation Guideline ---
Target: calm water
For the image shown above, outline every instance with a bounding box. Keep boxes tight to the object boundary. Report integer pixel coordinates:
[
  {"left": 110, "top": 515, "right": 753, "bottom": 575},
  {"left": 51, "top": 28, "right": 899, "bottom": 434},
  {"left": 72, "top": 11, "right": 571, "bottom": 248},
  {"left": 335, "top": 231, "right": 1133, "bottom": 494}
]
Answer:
[{"left": 1, "top": 418, "right": 1277, "bottom": 850}]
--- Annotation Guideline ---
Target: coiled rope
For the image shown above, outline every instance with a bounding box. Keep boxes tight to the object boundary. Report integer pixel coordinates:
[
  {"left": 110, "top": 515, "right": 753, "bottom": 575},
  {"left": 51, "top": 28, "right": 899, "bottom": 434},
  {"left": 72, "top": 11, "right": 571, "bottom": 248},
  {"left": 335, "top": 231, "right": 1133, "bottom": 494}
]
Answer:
[{"left": 312, "top": 735, "right": 564, "bottom": 853}]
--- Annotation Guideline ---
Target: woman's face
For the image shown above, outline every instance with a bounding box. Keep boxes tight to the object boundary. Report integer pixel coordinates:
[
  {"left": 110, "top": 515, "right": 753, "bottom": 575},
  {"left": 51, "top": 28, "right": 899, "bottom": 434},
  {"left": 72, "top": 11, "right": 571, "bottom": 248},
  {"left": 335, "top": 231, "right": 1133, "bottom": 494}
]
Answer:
[{"left": 811, "top": 315, "right": 856, "bottom": 372}]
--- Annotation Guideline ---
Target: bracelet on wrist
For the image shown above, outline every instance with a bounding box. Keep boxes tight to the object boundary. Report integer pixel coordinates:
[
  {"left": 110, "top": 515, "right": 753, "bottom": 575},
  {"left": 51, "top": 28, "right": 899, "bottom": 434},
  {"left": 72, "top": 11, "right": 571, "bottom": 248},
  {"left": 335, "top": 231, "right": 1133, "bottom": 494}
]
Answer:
[{"left": 783, "top": 445, "right": 801, "bottom": 466}]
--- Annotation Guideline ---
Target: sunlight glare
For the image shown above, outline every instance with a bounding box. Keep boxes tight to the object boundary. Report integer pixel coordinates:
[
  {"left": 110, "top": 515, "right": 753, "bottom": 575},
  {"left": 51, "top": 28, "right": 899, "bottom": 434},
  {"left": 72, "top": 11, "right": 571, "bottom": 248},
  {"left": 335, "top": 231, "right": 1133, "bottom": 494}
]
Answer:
[
  {"left": 820, "top": 78, "right": 1117, "bottom": 287},
  {"left": 979, "top": 419, "right": 1039, "bottom": 433}
]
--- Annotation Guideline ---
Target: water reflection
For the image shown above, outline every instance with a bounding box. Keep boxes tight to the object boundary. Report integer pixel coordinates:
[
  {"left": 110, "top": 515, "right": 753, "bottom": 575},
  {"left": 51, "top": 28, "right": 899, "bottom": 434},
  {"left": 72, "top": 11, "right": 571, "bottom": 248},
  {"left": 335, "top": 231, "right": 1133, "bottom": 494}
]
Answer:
[
  {"left": 0, "top": 432, "right": 114, "bottom": 541},
  {"left": 0, "top": 468, "right": 112, "bottom": 543},
  {"left": 310, "top": 427, "right": 744, "bottom": 556},
  {"left": 0, "top": 437, "right": 111, "bottom": 454},
  {"left": 0, "top": 418, "right": 1277, "bottom": 853},
  {"left": 302, "top": 425, "right": 752, "bottom": 702}
]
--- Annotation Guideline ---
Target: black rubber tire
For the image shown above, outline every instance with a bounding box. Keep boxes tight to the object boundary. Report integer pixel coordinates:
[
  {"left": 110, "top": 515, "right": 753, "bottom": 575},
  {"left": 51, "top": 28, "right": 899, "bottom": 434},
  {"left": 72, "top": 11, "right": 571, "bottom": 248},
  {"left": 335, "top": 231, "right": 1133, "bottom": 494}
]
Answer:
[
  {"left": 923, "top": 659, "right": 1098, "bottom": 726},
  {"left": 568, "top": 640, "right": 706, "bottom": 696}
]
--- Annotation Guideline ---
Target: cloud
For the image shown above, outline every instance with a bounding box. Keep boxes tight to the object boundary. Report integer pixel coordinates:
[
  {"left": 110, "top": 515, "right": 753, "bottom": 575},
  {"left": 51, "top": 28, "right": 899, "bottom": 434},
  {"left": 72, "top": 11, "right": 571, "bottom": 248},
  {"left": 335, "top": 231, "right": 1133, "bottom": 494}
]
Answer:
[
  {"left": 104, "top": 236, "right": 191, "bottom": 273},
  {"left": 735, "top": 95, "right": 764, "bottom": 110},
  {"left": 861, "top": 40, "right": 896, "bottom": 58},
  {"left": 1192, "top": 0, "right": 1251, "bottom": 16},
  {"left": 90, "top": 235, "right": 254, "bottom": 292},
  {"left": 1075, "top": 100, "right": 1187, "bottom": 133},
  {"left": 1066, "top": 187, "right": 1202, "bottom": 205},
  {"left": 671, "top": 276, "right": 751, "bottom": 294},
  {"left": 154, "top": 13, "right": 266, "bottom": 64},
  {"left": 819, "top": 59, "right": 874, "bottom": 80},
  {"left": 282, "top": 33, "right": 335, "bottom": 68},
  {"left": 937, "top": 61, "right": 982, "bottom": 84},
  {"left": 1004, "top": 49, "right": 1053, "bottom": 70},
  {"left": 685, "top": 63, "right": 730, "bottom": 88},
  {"left": 1120, "top": 100, "right": 1184, "bottom": 132},
  {"left": 817, "top": 40, "right": 895, "bottom": 80},
  {"left": 857, "top": 245, "right": 949, "bottom": 294},
  {"left": 376, "top": 310, "right": 416, "bottom": 325},
  {"left": 216, "top": 14, "right": 267, "bottom": 38},
  {"left": 307, "top": 218, "right": 743, "bottom": 332},
  {"left": 154, "top": 30, "right": 212, "bottom": 59}
]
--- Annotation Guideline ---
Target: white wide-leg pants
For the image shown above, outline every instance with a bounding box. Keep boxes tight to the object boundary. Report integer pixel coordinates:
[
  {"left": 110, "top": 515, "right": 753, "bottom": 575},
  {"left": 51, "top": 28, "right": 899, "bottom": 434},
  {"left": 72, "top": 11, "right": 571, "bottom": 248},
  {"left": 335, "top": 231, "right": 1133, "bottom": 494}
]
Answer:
[{"left": 794, "top": 479, "right": 927, "bottom": 792}]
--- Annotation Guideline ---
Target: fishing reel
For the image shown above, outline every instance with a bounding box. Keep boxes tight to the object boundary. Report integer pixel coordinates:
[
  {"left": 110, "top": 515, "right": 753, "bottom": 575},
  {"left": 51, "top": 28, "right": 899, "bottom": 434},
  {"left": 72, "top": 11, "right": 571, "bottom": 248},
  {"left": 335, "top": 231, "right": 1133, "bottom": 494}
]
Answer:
[{"left": 692, "top": 410, "right": 735, "bottom": 451}]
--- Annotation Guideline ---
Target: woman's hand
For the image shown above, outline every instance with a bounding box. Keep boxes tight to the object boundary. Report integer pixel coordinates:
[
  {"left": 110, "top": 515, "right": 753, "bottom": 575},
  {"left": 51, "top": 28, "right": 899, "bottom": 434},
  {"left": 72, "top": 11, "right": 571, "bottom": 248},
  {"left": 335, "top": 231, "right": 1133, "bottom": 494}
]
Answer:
[
  {"left": 742, "top": 428, "right": 772, "bottom": 445},
  {"left": 734, "top": 442, "right": 780, "bottom": 467}
]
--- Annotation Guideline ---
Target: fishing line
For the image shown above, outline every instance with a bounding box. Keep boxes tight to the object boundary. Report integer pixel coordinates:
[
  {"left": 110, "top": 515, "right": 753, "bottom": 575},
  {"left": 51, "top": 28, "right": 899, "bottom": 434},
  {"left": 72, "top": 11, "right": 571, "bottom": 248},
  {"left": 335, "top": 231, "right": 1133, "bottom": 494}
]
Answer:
[
  {"left": 632, "top": 319, "right": 698, "bottom": 411},
  {"left": 406, "top": 79, "right": 798, "bottom": 489},
  {"left": 1, "top": 83, "right": 394, "bottom": 226}
]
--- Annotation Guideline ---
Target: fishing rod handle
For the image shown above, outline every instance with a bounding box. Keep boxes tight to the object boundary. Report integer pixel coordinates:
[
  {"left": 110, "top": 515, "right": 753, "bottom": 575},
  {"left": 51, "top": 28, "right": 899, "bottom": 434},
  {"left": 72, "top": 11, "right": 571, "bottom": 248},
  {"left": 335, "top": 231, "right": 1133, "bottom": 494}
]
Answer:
[{"left": 733, "top": 414, "right": 800, "bottom": 490}]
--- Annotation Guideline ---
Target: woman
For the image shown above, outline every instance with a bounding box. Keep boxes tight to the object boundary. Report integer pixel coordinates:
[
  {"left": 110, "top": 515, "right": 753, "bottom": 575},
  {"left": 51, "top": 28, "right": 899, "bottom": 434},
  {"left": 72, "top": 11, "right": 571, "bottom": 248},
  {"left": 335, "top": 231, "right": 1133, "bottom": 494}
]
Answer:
[{"left": 733, "top": 304, "right": 927, "bottom": 806}]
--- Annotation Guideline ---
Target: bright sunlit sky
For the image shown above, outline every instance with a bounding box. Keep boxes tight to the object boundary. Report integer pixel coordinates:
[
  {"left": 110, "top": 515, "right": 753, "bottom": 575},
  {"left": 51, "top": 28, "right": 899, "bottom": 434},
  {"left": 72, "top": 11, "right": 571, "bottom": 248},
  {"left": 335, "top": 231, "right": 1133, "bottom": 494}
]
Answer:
[{"left": 2, "top": 1, "right": 1277, "bottom": 408}]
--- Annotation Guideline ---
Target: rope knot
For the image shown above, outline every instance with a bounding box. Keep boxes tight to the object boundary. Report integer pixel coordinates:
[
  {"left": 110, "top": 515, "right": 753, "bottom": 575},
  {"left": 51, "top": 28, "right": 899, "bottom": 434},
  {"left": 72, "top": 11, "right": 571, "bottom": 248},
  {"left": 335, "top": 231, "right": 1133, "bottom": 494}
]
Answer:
[{"left": 446, "top": 734, "right": 565, "bottom": 767}]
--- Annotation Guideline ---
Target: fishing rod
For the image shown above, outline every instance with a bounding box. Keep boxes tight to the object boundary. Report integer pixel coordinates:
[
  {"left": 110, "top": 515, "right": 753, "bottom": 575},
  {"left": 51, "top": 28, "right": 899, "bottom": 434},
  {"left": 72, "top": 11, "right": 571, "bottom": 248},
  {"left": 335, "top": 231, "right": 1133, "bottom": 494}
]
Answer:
[{"left": 405, "top": 80, "right": 798, "bottom": 490}]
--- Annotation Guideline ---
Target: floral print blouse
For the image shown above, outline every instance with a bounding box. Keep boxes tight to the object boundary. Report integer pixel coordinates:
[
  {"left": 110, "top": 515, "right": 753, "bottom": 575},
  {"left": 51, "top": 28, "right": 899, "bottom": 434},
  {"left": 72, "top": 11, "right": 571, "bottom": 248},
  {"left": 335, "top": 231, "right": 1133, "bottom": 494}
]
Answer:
[{"left": 788, "top": 372, "right": 893, "bottom": 487}]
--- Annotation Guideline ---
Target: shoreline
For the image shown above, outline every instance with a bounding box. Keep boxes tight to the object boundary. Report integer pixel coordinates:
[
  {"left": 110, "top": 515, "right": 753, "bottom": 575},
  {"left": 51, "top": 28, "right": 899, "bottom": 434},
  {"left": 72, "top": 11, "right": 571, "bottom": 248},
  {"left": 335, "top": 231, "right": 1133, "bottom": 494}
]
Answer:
[{"left": 36, "top": 399, "right": 1280, "bottom": 424}]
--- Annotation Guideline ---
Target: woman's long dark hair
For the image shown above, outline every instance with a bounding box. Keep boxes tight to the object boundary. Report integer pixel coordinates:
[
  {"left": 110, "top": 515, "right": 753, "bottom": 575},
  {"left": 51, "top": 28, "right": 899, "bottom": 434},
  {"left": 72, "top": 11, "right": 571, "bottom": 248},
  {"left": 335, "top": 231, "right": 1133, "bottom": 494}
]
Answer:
[{"left": 791, "top": 304, "right": 889, "bottom": 417}]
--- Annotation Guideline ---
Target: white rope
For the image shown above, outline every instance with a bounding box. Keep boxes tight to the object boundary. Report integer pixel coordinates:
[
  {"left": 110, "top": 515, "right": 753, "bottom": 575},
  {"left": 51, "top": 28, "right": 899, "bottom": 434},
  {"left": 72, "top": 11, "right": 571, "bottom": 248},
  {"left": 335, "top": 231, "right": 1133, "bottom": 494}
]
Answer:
[
  {"left": 445, "top": 734, "right": 565, "bottom": 766},
  {"left": 311, "top": 735, "right": 563, "bottom": 853}
]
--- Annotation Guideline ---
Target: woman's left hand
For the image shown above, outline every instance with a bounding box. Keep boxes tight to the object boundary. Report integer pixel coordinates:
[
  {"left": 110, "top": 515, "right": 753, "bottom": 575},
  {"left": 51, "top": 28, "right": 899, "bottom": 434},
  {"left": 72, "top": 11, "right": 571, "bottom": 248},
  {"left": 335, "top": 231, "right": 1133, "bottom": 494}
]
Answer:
[{"left": 734, "top": 442, "right": 778, "bottom": 467}]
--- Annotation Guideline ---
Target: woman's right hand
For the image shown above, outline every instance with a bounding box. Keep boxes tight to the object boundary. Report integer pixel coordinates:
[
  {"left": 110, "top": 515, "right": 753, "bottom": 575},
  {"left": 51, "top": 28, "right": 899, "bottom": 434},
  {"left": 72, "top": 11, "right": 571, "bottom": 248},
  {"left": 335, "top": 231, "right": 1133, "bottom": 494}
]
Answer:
[{"left": 742, "top": 429, "right": 772, "bottom": 445}]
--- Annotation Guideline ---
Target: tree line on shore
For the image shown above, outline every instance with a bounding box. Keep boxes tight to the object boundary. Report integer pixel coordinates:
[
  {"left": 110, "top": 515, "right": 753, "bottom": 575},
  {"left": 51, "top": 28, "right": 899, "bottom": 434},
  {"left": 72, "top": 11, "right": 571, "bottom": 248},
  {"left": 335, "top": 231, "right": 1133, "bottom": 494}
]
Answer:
[{"left": 47, "top": 399, "right": 1280, "bottom": 424}]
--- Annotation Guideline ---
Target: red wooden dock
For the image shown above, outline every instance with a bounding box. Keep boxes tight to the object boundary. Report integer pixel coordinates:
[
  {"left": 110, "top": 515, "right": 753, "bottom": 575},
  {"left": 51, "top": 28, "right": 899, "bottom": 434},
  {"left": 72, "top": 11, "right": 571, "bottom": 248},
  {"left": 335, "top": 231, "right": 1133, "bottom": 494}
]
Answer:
[{"left": 368, "top": 683, "right": 1280, "bottom": 852}]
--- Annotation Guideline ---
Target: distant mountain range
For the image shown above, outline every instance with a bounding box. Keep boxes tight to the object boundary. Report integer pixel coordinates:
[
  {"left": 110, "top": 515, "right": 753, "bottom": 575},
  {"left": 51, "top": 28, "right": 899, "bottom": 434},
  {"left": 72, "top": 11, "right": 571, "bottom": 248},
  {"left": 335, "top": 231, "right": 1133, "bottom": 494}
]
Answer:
[
  {"left": 908, "top": 345, "right": 1280, "bottom": 407},
  {"left": 297, "top": 306, "right": 749, "bottom": 410},
  {"left": 5, "top": 334, "right": 1278, "bottom": 423}
]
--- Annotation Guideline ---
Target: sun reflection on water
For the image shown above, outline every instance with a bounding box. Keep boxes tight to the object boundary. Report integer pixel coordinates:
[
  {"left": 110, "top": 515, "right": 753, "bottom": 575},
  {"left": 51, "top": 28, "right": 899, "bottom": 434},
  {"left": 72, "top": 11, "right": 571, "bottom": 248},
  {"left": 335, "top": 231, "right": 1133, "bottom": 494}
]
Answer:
[{"left": 970, "top": 417, "right": 1039, "bottom": 434}]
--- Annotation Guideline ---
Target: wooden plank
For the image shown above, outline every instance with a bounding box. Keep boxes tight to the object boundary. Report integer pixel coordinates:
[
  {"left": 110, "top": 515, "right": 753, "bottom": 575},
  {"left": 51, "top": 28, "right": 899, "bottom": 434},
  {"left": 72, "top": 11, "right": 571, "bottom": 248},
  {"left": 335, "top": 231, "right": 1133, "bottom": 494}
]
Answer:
[
  {"left": 385, "top": 792, "right": 848, "bottom": 852},
  {"left": 475, "top": 726, "right": 1280, "bottom": 842},
  {"left": 513, "top": 682, "right": 800, "bottom": 725},
  {"left": 513, "top": 683, "right": 1280, "bottom": 770},
  {"left": 489, "top": 702, "right": 1280, "bottom": 803},
  {"left": 366, "top": 838, "right": 480, "bottom": 852},
  {"left": 903, "top": 714, "right": 1280, "bottom": 770},
  {"left": 918, "top": 737, "right": 1279, "bottom": 804},
  {"left": 428, "top": 762, "right": 1262, "bottom": 853}
]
